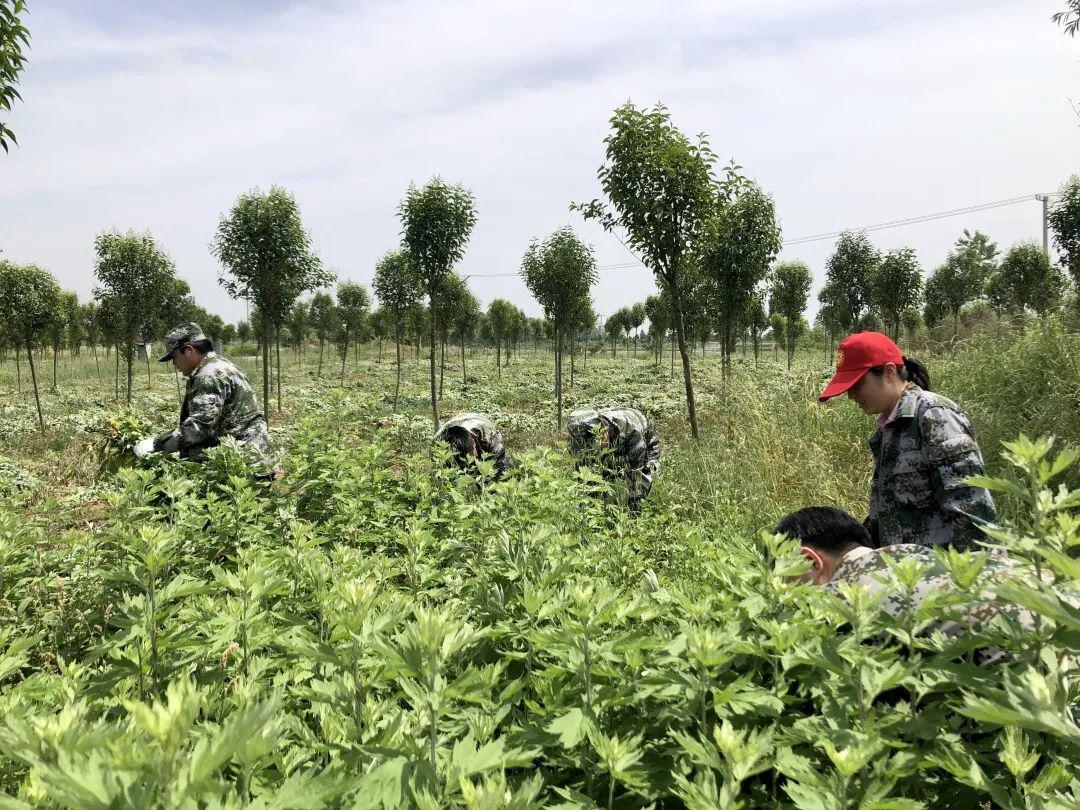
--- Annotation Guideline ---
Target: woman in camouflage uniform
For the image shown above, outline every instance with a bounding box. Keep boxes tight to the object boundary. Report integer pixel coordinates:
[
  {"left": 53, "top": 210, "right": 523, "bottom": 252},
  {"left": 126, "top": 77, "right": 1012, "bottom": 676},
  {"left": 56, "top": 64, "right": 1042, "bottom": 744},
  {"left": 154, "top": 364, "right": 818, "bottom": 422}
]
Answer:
[{"left": 818, "top": 331, "right": 996, "bottom": 550}]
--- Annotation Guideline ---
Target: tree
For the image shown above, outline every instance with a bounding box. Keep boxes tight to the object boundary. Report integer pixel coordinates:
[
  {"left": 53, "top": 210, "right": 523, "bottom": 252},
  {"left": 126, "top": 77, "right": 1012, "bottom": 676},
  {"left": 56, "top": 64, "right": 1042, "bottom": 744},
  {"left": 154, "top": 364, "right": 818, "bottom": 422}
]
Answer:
[
  {"left": 521, "top": 226, "right": 598, "bottom": 425},
  {"left": 922, "top": 270, "right": 950, "bottom": 331},
  {"left": 769, "top": 260, "right": 811, "bottom": 370},
  {"left": 93, "top": 230, "right": 179, "bottom": 404},
  {"left": 0, "top": 0, "right": 29, "bottom": 152},
  {"left": 212, "top": 185, "right": 331, "bottom": 417},
  {"left": 220, "top": 323, "right": 237, "bottom": 345},
  {"left": 449, "top": 285, "right": 479, "bottom": 386},
  {"left": 48, "top": 291, "right": 77, "bottom": 389},
  {"left": 1048, "top": 175, "right": 1080, "bottom": 301},
  {"left": 768, "top": 313, "right": 786, "bottom": 363},
  {"left": 643, "top": 292, "right": 672, "bottom": 366},
  {"left": 431, "top": 273, "right": 472, "bottom": 398},
  {"left": 335, "top": 282, "right": 370, "bottom": 384},
  {"left": 700, "top": 170, "right": 782, "bottom": 375},
  {"left": 996, "top": 242, "right": 1065, "bottom": 315},
  {"left": 486, "top": 299, "right": 516, "bottom": 376},
  {"left": 930, "top": 230, "right": 998, "bottom": 335},
  {"left": 308, "top": 291, "right": 336, "bottom": 378},
  {"left": 1053, "top": 1, "right": 1080, "bottom": 36},
  {"left": 373, "top": 249, "right": 424, "bottom": 410},
  {"left": 746, "top": 288, "right": 768, "bottom": 364},
  {"left": 604, "top": 309, "right": 625, "bottom": 358},
  {"left": 285, "top": 300, "right": 309, "bottom": 366},
  {"left": 236, "top": 320, "right": 252, "bottom": 350},
  {"left": 0, "top": 261, "right": 61, "bottom": 430},
  {"left": 820, "top": 231, "right": 879, "bottom": 333},
  {"left": 872, "top": 247, "right": 923, "bottom": 341},
  {"left": 398, "top": 178, "right": 478, "bottom": 428},
  {"left": 573, "top": 102, "right": 717, "bottom": 439}
]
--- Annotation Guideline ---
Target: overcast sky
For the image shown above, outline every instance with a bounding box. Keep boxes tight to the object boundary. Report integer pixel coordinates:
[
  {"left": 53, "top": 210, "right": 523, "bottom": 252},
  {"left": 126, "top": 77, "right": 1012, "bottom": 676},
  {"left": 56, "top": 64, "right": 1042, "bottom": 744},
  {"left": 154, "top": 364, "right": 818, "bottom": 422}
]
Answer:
[{"left": 1, "top": 0, "right": 1077, "bottom": 324}]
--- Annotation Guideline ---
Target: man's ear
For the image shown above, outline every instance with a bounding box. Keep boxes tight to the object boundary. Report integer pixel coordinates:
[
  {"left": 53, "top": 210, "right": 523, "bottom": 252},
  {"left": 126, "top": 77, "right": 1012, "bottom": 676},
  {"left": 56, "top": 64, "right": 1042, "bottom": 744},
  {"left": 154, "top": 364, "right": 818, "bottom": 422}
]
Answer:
[{"left": 800, "top": 546, "right": 832, "bottom": 585}]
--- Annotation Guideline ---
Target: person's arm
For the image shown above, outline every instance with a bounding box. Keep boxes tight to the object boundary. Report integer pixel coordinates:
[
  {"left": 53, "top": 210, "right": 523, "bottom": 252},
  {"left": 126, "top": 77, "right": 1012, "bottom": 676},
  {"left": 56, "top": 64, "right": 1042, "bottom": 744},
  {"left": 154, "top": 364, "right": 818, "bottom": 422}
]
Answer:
[
  {"left": 921, "top": 406, "right": 998, "bottom": 549},
  {"left": 484, "top": 426, "right": 510, "bottom": 479},
  {"left": 152, "top": 429, "right": 180, "bottom": 454},
  {"left": 622, "top": 424, "right": 656, "bottom": 509}
]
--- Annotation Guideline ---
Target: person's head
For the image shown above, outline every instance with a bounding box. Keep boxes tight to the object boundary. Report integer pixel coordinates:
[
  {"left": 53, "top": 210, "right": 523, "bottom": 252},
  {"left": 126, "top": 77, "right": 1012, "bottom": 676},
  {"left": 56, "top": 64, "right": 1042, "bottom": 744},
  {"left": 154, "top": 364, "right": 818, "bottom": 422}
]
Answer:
[
  {"left": 775, "top": 506, "right": 871, "bottom": 585},
  {"left": 441, "top": 425, "right": 479, "bottom": 470},
  {"left": 159, "top": 323, "right": 212, "bottom": 376},
  {"left": 818, "top": 332, "right": 931, "bottom": 415}
]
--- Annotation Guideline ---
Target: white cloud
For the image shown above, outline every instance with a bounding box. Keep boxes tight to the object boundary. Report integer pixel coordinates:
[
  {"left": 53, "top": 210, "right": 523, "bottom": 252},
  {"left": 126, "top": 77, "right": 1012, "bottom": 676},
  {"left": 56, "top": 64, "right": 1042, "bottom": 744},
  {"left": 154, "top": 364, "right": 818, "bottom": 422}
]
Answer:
[{"left": 1, "top": 0, "right": 1076, "bottom": 324}]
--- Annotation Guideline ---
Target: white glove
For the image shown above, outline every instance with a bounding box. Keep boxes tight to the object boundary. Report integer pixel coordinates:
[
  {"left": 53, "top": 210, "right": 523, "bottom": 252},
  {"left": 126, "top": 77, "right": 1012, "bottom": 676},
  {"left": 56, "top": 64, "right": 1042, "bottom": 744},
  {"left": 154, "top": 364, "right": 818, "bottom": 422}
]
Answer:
[{"left": 133, "top": 438, "right": 156, "bottom": 458}]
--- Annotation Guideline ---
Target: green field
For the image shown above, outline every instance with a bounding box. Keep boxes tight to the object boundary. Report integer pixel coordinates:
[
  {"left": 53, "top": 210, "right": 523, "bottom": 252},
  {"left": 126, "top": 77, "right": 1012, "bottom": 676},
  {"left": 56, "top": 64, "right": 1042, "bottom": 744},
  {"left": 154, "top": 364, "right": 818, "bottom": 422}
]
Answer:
[{"left": 1, "top": 324, "right": 1079, "bottom": 808}]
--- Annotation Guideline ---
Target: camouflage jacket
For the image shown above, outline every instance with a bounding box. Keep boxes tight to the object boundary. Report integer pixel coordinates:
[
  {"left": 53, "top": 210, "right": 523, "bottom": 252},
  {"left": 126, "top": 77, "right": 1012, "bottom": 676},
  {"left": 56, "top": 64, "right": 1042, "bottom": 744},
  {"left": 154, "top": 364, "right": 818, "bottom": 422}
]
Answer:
[
  {"left": 435, "top": 412, "right": 509, "bottom": 478},
  {"left": 867, "top": 385, "right": 996, "bottom": 550},
  {"left": 827, "top": 543, "right": 1037, "bottom": 665},
  {"left": 153, "top": 353, "right": 272, "bottom": 468},
  {"left": 568, "top": 406, "right": 660, "bottom": 504}
]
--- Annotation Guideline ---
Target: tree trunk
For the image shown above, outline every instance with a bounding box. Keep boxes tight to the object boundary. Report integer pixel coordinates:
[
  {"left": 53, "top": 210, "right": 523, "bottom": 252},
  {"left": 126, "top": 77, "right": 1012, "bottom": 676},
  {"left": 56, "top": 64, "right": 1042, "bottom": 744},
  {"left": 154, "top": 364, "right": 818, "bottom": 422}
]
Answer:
[
  {"left": 317, "top": 338, "right": 324, "bottom": 378},
  {"left": 394, "top": 326, "right": 403, "bottom": 409},
  {"left": 15, "top": 349, "right": 21, "bottom": 393},
  {"left": 670, "top": 333, "right": 675, "bottom": 378},
  {"left": 145, "top": 350, "right": 152, "bottom": 390},
  {"left": 340, "top": 331, "right": 348, "bottom": 386},
  {"left": 52, "top": 346, "right": 58, "bottom": 389},
  {"left": 569, "top": 329, "right": 576, "bottom": 388},
  {"left": 261, "top": 314, "right": 270, "bottom": 420},
  {"left": 496, "top": 341, "right": 501, "bottom": 378},
  {"left": 125, "top": 343, "right": 134, "bottom": 405},
  {"left": 26, "top": 343, "right": 44, "bottom": 432},
  {"left": 438, "top": 330, "right": 445, "bottom": 401},
  {"left": 114, "top": 346, "right": 120, "bottom": 401},
  {"left": 667, "top": 275, "right": 699, "bottom": 439},
  {"left": 275, "top": 328, "right": 282, "bottom": 412},
  {"left": 461, "top": 335, "right": 466, "bottom": 386},
  {"left": 555, "top": 325, "right": 563, "bottom": 428},
  {"left": 428, "top": 299, "right": 439, "bottom": 429}
]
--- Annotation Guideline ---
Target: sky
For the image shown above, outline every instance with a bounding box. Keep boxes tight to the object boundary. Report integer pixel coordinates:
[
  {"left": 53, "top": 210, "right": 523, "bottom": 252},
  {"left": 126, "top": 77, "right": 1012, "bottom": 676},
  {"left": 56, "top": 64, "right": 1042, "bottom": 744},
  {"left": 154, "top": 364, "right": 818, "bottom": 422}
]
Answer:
[{"left": 1, "top": 0, "right": 1077, "bottom": 324}]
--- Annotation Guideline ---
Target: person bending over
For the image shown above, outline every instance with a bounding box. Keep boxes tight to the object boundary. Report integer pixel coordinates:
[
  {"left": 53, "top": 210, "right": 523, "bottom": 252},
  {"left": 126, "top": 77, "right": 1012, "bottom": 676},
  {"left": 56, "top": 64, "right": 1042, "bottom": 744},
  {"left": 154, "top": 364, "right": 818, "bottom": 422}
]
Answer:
[
  {"left": 434, "top": 412, "right": 509, "bottom": 479},
  {"left": 567, "top": 406, "right": 660, "bottom": 514},
  {"left": 133, "top": 322, "right": 274, "bottom": 475},
  {"left": 775, "top": 506, "right": 1043, "bottom": 665}
]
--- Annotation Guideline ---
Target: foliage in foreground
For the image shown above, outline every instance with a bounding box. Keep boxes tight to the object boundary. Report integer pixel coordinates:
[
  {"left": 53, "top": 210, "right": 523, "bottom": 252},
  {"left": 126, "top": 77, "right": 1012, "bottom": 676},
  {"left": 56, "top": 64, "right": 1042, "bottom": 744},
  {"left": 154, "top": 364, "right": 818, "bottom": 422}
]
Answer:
[{"left": 0, "top": 408, "right": 1078, "bottom": 807}]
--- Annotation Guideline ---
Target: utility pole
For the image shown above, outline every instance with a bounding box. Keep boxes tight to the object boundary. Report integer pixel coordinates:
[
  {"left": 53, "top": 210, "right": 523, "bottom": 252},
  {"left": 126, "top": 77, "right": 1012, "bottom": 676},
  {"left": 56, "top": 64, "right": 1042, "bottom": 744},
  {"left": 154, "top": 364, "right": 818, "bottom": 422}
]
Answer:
[{"left": 1036, "top": 193, "right": 1050, "bottom": 252}]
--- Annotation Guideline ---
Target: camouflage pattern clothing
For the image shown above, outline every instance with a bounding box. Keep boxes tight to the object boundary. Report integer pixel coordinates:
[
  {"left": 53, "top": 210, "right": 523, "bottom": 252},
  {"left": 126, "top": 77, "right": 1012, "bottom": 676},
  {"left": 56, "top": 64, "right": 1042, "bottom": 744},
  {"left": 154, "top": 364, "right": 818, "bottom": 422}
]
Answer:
[
  {"left": 568, "top": 406, "right": 660, "bottom": 508},
  {"left": 434, "top": 412, "right": 509, "bottom": 478},
  {"left": 867, "top": 385, "right": 996, "bottom": 550},
  {"left": 153, "top": 353, "right": 272, "bottom": 469},
  {"left": 827, "top": 543, "right": 1049, "bottom": 665}
]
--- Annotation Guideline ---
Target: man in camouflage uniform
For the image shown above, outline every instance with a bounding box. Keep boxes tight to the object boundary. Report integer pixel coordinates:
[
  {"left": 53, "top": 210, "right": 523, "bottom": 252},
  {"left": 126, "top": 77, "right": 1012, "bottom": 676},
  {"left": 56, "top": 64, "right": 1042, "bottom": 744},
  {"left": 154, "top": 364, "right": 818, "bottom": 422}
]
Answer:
[
  {"left": 133, "top": 323, "right": 273, "bottom": 473},
  {"left": 865, "top": 383, "right": 997, "bottom": 550},
  {"left": 775, "top": 506, "right": 1045, "bottom": 665},
  {"left": 434, "top": 412, "right": 509, "bottom": 479},
  {"left": 568, "top": 406, "right": 660, "bottom": 513}
]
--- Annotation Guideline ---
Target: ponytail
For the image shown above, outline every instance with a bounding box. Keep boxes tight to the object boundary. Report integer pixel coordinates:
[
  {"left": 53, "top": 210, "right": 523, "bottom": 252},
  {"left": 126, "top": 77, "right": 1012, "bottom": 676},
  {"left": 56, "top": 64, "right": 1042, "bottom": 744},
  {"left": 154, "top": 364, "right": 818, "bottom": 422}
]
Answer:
[
  {"left": 900, "top": 356, "right": 931, "bottom": 391},
  {"left": 868, "top": 356, "right": 932, "bottom": 391}
]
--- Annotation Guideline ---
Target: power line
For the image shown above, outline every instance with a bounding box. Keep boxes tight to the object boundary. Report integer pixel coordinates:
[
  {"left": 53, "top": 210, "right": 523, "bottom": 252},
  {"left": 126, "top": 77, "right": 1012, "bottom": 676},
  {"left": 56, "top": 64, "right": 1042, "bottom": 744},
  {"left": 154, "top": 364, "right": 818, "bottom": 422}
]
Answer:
[
  {"left": 782, "top": 193, "right": 1047, "bottom": 246},
  {"left": 465, "top": 192, "right": 1057, "bottom": 280}
]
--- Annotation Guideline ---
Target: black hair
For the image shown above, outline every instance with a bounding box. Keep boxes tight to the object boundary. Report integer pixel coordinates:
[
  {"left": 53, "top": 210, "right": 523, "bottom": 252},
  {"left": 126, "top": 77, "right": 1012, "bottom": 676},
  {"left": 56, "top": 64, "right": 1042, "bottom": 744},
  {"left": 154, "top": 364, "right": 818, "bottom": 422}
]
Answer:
[
  {"left": 190, "top": 338, "right": 214, "bottom": 355},
  {"left": 775, "top": 506, "right": 870, "bottom": 556},
  {"left": 869, "top": 355, "right": 930, "bottom": 391},
  {"left": 441, "top": 425, "right": 476, "bottom": 465}
]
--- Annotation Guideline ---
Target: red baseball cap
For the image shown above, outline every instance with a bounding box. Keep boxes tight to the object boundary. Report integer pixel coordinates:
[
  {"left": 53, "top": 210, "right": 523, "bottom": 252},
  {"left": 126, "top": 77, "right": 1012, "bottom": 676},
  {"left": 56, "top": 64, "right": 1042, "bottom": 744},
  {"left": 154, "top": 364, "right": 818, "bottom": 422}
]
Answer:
[{"left": 818, "top": 332, "right": 903, "bottom": 402}]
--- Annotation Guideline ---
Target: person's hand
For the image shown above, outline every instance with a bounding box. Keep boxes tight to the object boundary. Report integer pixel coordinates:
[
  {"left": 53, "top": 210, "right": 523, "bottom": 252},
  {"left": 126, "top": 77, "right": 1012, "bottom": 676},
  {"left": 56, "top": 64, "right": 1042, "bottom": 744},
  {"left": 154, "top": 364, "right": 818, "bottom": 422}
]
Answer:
[{"left": 133, "top": 438, "right": 156, "bottom": 458}]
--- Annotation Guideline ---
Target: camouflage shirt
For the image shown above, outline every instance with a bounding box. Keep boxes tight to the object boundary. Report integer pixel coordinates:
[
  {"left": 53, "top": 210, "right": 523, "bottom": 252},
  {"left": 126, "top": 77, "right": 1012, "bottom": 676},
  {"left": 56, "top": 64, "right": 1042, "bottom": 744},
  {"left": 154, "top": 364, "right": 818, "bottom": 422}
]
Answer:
[
  {"left": 153, "top": 353, "right": 272, "bottom": 468},
  {"left": 867, "top": 385, "right": 996, "bottom": 550},
  {"left": 828, "top": 543, "right": 1037, "bottom": 665},
  {"left": 435, "top": 412, "right": 509, "bottom": 478},
  {"left": 568, "top": 406, "right": 660, "bottom": 505}
]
